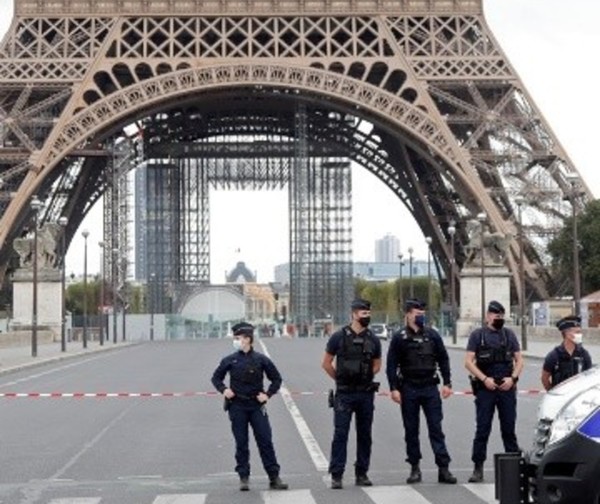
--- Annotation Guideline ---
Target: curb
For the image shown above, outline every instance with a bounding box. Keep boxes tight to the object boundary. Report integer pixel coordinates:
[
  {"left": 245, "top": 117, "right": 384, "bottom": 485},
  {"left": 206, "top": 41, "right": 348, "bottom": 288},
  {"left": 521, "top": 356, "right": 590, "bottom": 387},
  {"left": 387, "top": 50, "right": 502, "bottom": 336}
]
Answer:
[{"left": 0, "top": 342, "right": 139, "bottom": 376}]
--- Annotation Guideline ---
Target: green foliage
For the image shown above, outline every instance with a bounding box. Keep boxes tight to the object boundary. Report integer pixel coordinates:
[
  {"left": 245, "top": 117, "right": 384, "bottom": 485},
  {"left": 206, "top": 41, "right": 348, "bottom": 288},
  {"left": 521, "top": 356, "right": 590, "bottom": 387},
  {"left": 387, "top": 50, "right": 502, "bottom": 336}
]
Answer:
[
  {"left": 548, "top": 199, "right": 600, "bottom": 296},
  {"left": 354, "top": 277, "right": 441, "bottom": 324}
]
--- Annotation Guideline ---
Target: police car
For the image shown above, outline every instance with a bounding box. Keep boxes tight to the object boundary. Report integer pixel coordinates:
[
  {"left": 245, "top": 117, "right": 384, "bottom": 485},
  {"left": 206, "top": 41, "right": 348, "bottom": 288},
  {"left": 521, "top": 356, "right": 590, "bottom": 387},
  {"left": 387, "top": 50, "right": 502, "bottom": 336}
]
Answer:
[{"left": 527, "top": 365, "right": 600, "bottom": 503}]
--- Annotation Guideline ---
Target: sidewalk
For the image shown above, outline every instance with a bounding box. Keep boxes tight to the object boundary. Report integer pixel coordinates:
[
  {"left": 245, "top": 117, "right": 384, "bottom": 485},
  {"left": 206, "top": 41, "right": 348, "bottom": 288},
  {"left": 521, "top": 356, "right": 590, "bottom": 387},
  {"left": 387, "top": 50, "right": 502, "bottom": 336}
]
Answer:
[
  {"left": 0, "top": 339, "right": 135, "bottom": 375},
  {"left": 444, "top": 335, "right": 600, "bottom": 363}
]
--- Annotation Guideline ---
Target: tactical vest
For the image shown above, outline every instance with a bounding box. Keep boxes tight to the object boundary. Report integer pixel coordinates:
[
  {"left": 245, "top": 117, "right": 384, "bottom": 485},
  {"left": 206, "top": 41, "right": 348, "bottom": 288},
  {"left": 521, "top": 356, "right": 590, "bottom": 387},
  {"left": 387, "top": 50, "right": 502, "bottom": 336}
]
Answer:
[
  {"left": 335, "top": 328, "right": 375, "bottom": 388},
  {"left": 400, "top": 333, "right": 437, "bottom": 378},
  {"left": 551, "top": 347, "right": 583, "bottom": 387},
  {"left": 474, "top": 329, "right": 514, "bottom": 375}
]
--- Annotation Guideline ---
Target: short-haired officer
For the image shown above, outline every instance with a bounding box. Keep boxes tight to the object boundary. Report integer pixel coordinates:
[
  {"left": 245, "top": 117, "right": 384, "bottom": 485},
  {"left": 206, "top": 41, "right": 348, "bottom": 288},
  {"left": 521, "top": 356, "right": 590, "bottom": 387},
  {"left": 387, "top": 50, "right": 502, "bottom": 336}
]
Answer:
[
  {"left": 322, "top": 298, "right": 382, "bottom": 489},
  {"left": 386, "top": 298, "right": 457, "bottom": 485},
  {"left": 464, "top": 301, "right": 523, "bottom": 483},
  {"left": 211, "top": 322, "right": 288, "bottom": 491},
  {"left": 542, "top": 315, "right": 592, "bottom": 391}
]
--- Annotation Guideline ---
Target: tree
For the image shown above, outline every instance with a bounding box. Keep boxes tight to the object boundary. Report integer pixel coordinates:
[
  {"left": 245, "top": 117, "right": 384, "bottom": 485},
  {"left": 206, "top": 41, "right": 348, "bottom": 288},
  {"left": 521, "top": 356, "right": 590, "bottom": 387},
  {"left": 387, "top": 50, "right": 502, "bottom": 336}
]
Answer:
[{"left": 547, "top": 199, "right": 600, "bottom": 296}]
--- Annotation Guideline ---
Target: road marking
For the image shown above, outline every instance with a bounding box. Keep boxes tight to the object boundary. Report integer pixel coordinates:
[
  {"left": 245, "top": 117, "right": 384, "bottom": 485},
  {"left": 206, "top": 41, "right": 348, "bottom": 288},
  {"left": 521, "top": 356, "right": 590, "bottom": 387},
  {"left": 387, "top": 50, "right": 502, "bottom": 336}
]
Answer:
[
  {"left": 48, "top": 499, "right": 101, "bottom": 504},
  {"left": 259, "top": 340, "right": 329, "bottom": 472},
  {"left": 262, "top": 489, "right": 317, "bottom": 504},
  {"left": 362, "top": 485, "right": 432, "bottom": 504},
  {"left": 152, "top": 495, "right": 207, "bottom": 503},
  {"left": 464, "top": 483, "right": 497, "bottom": 503}
]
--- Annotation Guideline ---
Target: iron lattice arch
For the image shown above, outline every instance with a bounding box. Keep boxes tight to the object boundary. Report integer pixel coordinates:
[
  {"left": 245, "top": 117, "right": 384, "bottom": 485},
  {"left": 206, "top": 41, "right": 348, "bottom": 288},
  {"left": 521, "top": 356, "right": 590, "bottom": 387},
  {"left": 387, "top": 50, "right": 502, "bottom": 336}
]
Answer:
[{"left": 0, "top": 0, "right": 593, "bottom": 310}]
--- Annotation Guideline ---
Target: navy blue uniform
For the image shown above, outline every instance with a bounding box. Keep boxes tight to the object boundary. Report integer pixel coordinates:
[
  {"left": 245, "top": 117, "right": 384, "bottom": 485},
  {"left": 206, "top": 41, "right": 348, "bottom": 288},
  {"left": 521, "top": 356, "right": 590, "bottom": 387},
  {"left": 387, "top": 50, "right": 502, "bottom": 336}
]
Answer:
[
  {"left": 543, "top": 344, "right": 592, "bottom": 388},
  {"left": 326, "top": 327, "right": 382, "bottom": 478},
  {"left": 386, "top": 326, "right": 452, "bottom": 467},
  {"left": 211, "top": 349, "right": 283, "bottom": 479},
  {"left": 467, "top": 327, "right": 520, "bottom": 463}
]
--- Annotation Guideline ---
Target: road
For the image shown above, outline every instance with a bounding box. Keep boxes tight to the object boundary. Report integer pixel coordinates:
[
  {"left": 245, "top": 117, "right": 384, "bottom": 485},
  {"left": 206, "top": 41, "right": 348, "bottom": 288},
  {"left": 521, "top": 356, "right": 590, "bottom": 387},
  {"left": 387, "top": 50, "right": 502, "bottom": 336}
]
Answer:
[{"left": 0, "top": 338, "right": 542, "bottom": 503}]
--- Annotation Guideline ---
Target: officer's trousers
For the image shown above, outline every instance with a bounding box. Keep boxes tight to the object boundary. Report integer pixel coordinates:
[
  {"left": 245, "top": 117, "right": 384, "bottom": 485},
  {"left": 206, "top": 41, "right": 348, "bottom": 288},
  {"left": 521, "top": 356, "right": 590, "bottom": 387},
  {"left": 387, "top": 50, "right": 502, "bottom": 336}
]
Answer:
[
  {"left": 400, "top": 383, "right": 451, "bottom": 467},
  {"left": 471, "top": 387, "right": 519, "bottom": 463},
  {"left": 329, "top": 390, "right": 375, "bottom": 478},
  {"left": 228, "top": 400, "right": 280, "bottom": 479}
]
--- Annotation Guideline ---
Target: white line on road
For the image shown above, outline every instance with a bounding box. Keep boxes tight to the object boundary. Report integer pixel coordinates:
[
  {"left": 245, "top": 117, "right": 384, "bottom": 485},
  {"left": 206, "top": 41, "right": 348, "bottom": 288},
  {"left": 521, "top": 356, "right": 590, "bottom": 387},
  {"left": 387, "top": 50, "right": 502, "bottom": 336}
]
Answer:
[
  {"left": 464, "top": 483, "right": 497, "bottom": 503},
  {"left": 259, "top": 340, "right": 329, "bottom": 472},
  {"left": 261, "top": 489, "right": 317, "bottom": 504},
  {"left": 362, "top": 485, "right": 433, "bottom": 504},
  {"left": 152, "top": 494, "right": 207, "bottom": 504},
  {"left": 48, "top": 499, "right": 101, "bottom": 504}
]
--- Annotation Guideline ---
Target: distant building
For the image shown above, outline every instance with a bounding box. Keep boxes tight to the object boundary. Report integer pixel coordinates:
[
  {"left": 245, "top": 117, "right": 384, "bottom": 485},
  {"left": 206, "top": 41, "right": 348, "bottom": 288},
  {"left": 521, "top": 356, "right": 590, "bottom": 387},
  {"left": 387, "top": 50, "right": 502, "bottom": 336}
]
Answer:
[
  {"left": 226, "top": 261, "right": 257, "bottom": 283},
  {"left": 275, "top": 260, "right": 428, "bottom": 284},
  {"left": 375, "top": 233, "right": 400, "bottom": 263}
]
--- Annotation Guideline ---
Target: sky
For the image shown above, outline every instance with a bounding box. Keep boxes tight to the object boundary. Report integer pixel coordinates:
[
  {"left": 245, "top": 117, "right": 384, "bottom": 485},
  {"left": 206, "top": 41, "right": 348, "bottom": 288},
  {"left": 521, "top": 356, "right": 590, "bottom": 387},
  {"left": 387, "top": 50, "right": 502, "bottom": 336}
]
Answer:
[{"left": 1, "top": 0, "right": 599, "bottom": 282}]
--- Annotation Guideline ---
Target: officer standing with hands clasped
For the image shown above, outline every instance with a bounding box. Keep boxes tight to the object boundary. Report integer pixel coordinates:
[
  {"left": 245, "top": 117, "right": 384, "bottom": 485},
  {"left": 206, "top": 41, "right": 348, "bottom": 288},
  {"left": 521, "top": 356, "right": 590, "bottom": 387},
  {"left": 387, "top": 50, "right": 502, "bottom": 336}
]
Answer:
[
  {"left": 464, "top": 300, "right": 523, "bottom": 483},
  {"left": 211, "top": 322, "right": 288, "bottom": 492},
  {"left": 322, "top": 298, "right": 382, "bottom": 489},
  {"left": 386, "top": 298, "right": 457, "bottom": 485},
  {"left": 541, "top": 315, "right": 592, "bottom": 391}
]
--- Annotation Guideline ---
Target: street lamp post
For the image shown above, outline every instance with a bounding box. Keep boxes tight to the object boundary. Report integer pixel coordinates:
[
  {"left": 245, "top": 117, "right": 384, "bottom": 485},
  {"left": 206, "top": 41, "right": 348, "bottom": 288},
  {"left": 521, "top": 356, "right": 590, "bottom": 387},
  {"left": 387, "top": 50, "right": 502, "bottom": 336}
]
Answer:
[
  {"left": 425, "top": 236, "right": 433, "bottom": 313},
  {"left": 477, "top": 212, "right": 487, "bottom": 325},
  {"left": 448, "top": 223, "right": 457, "bottom": 344},
  {"left": 397, "top": 253, "right": 404, "bottom": 314},
  {"left": 408, "top": 246, "right": 414, "bottom": 297},
  {"left": 81, "top": 230, "right": 89, "bottom": 349},
  {"left": 98, "top": 241, "right": 105, "bottom": 346},
  {"left": 112, "top": 248, "right": 118, "bottom": 344},
  {"left": 565, "top": 173, "right": 582, "bottom": 316},
  {"left": 149, "top": 272, "right": 155, "bottom": 341},
  {"left": 58, "top": 216, "right": 68, "bottom": 352},
  {"left": 30, "top": 196, "right": 42, "bottom": 358},
  {"left": 515, "top": 197, "right": 528, "bottom": 351}
]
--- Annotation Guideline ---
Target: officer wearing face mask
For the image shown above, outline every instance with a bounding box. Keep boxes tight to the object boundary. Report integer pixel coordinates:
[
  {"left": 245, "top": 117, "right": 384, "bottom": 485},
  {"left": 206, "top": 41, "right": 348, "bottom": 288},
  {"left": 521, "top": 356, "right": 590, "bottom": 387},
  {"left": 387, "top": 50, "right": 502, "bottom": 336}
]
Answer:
[
  {"left": 464, "top": 300, "right": 523, "bottom": 483},
  {"left": 211, "top": 322, "right": 288, "bottom": 492},
  {"left": 322, "top": 298, "right": 382, "bottom": 489},
  {"left": 541, "top": 315, "right": 592, "bottom": 391},
  {"left": 386, "top": 298, "right": 457, "bottom": 485}
]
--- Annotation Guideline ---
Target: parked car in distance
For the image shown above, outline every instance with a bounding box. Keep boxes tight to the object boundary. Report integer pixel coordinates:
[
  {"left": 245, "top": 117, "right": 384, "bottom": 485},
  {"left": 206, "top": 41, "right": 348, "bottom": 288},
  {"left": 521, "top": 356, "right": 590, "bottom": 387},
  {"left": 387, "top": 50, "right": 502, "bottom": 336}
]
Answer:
[{"left": 370, "top": 323, "right": 389, "bottom": 340}]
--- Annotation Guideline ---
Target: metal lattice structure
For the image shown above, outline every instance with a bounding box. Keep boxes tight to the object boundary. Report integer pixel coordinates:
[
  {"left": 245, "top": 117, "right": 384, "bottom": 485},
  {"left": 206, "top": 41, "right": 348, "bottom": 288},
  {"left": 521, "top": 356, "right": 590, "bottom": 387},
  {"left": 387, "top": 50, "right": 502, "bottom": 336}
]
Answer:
[{"left": 0, "top": 0, "right": 594, "bottom": 314}]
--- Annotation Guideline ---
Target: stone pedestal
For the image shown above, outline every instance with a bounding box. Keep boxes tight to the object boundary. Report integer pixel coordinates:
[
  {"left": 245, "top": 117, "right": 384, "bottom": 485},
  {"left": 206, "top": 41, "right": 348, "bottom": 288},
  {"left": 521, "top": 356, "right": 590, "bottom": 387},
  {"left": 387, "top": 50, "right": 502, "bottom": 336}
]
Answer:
[
  {"left": 11, "top": 268, "right": 62, "bottom": 330},
  {"left": 456, "top": 264, "right": 511, "bottom": 337}
]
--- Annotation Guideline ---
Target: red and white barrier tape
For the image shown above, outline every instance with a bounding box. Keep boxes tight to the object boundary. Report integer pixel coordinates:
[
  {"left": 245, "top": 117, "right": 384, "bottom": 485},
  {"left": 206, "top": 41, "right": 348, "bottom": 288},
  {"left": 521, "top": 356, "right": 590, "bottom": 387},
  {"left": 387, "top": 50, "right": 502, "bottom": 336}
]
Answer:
[{"left": 0, "top": 389, "right": 545, "bottom": 398}]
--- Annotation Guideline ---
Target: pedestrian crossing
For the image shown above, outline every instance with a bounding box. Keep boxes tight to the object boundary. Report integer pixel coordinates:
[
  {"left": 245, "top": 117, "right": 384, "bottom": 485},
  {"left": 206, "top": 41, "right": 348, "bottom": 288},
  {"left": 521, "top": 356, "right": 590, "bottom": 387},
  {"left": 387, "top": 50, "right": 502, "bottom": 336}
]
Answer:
[{"left": 43, "top": 484, "right": 499, "bottom": 504}]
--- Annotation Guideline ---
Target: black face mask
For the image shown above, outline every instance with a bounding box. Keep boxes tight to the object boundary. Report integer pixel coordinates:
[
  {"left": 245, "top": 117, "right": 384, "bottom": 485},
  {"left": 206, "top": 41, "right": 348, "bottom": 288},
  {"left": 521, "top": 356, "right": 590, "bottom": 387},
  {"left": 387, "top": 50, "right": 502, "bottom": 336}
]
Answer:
[
  {"left": 358, "top": 316, "right": 371, "bottom": 328},
  {"left": 491, "top": 318, "right": 505, "bottom": 331}
]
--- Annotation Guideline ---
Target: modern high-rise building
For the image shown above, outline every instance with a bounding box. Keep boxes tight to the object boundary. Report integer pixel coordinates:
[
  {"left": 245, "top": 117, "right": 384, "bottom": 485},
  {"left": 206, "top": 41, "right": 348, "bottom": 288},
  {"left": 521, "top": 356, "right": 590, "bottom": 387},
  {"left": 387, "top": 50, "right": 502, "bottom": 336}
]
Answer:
[{"left": 375, "top": 233, "right": 400, "bottom": 263}]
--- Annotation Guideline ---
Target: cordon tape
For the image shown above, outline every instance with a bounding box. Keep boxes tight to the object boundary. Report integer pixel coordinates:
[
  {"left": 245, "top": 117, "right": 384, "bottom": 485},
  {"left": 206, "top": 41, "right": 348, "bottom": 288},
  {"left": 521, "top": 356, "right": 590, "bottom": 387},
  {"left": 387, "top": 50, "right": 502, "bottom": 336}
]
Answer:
[{"left": 0, "top": 389, "right": 545, "bottom": 399}]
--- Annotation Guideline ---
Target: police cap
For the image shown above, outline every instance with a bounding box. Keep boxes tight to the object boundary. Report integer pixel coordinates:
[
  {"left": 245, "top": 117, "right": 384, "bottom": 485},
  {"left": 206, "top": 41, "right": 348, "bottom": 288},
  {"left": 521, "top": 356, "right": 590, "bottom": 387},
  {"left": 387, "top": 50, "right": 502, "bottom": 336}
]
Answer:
[
  {"left": 404, "top": 298, "right": 426, "bottom": 312},
  {"left": 556, "top": 315, "right": 581, "bottom": 332},
  {"left": 232, "top": 322, "right": 254, "bottom": 336},
  {"left": 487, "top": 300, "right": 505, "bottom": 315},
  {"left": 351, "top": 298, "right": 371, "bottom": 311}
]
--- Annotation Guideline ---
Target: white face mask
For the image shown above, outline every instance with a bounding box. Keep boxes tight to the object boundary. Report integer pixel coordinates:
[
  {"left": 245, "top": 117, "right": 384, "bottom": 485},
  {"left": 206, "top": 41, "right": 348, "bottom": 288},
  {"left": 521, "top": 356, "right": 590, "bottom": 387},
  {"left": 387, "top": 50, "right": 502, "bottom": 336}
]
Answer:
[
  {"left": 232, "top": 339, "right": 243, "bottom": 351},
  {"left": 572, "top": 332, "right": 583, "bottom": 345}
]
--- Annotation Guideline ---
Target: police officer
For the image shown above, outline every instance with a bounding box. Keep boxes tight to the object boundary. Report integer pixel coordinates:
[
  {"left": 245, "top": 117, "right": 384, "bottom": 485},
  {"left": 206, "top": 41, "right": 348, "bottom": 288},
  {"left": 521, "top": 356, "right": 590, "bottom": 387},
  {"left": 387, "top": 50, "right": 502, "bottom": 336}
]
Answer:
[
  {"left": 464, "top": 300, "right": 523, "bottom": 483},
  {"left": 386, "top": 298, "right": 457, "bottom": 485},
  {"left": 322, "top": 298, "right": 382, "bottom": 489},
  {"left": 211, "top": 322, "right": 288, "bottom": 491},
  {"left": 541, "top": 315, "right": 592, "bottom": 391}
]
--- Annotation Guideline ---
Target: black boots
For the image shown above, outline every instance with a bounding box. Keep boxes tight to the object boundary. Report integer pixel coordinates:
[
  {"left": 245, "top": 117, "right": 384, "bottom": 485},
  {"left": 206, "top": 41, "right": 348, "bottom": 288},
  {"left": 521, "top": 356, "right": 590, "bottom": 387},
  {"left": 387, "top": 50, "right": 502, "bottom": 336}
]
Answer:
[
  {"left": 331, "top": 475, "right": 343, "bottom": 489},
  {"left": 406, "top": 464, "right": 422, "bottom": 484},
  {"left": 355, "top": 473, "right": 373, "bottom": 486},
  {"left": 269, "top": 476, "right": 289, "bottom": 490},
  {"left": 468, "top": 462, "right": 484, "bottom": 483},
  {"left": 438, "top": 466, "right": 457, "bottom": 484},
  {"left": 239, "top": 477, "right": 249, "bottom": 491}
]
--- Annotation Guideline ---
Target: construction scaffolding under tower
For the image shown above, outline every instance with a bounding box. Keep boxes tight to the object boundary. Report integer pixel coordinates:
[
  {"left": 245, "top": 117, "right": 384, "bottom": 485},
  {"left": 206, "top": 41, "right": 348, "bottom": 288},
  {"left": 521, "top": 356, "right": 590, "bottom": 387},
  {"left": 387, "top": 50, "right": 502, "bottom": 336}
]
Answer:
[{"left": 130, "top": 104, "right": 354, "bottom": 325}]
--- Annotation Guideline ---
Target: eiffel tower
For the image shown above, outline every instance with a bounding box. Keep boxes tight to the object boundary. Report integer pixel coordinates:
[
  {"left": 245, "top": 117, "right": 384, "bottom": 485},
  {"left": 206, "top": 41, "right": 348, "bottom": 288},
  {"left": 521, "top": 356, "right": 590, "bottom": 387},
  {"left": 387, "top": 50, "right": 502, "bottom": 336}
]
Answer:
[{"left": 0, "top": 0, "right": 591, "bottom": 323}]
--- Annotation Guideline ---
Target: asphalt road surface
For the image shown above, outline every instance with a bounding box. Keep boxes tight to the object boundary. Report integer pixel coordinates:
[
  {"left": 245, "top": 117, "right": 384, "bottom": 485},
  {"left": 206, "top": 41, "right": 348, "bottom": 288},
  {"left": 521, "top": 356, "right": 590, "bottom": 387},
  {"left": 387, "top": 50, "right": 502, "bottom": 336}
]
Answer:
[{"left": 0, "top": 338, "right": 542, "bottom": 503}]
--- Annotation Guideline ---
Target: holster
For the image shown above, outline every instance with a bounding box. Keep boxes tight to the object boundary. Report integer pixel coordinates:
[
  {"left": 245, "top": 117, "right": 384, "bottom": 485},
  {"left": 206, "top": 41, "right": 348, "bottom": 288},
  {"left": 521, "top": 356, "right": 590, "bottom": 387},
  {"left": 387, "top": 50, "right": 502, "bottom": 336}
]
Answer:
[
  {"left": 223, "top": 397, "right": 232, "bottom": 412},
  {"left": 328, "top": 389, "right": 335, "bottom": 408},
  {"left": 469, "top": 376, "right": 483, "bottom": 394}
]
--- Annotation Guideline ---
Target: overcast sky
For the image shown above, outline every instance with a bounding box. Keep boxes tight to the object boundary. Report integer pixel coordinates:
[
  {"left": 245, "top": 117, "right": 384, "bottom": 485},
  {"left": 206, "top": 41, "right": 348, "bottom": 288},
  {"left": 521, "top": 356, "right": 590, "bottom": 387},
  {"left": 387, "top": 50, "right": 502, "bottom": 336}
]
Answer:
[{"left": 1, "top": 0, "right": 598, "bottom": 282}]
